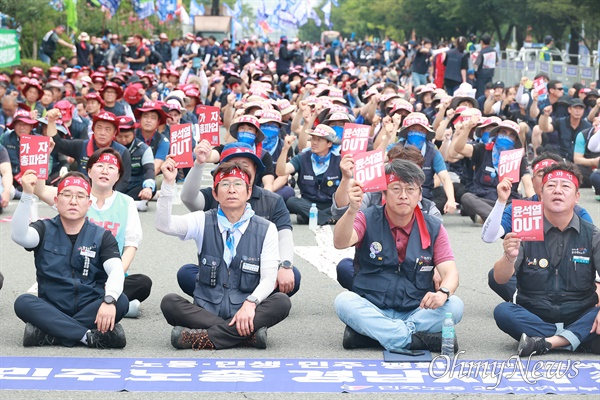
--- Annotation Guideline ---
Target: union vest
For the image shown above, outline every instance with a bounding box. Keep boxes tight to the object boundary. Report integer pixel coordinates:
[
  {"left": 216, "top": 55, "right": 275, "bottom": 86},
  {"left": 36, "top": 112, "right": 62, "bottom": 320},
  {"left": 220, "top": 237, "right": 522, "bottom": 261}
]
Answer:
[
  {"left": 86, "top": 192, "right": 130, "bottom": 254},
  {"left": 104, "top": 101, "right": 126, "bottom": 117},
  {"left": 352, "top": 206, "right": 442, "bottom": 311},
  {"left": 583, "top": 127, "right": 600, "bottom": 160},
  {"left": 1, "top": 130, "right": 22, "bottom": 175},
  {"left": 516, "top": 218, "right": 597, "bottom": 325},
  {"left": 471, "top": 147, "right": 521, "bottom": 201},
  {"left": 444, "top": 49, "right": 464, "bottom": 82},
  {"left": 126, "top": 138, "right": 150, "bottom": 186},
  {"left": 297, "top": 151, "right": 341, "bottom": 203},
  {"left": 194, "top": 210, "right": 270, "bottom": 319},
  {"left": 420, "top": 141, "right": 438, "bottom": 200},
  {"left": 34, "top": 216, "right": 109, "bottom": 316}
]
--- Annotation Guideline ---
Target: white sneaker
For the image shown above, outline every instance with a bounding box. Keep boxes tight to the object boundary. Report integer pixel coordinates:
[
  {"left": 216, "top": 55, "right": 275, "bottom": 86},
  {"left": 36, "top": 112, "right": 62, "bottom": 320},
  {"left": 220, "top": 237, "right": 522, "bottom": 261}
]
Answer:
[
  {"left": 136, "top": 200, "right": 148, "bottom": 212},
  {"left": 124, "top": 299, "right": 141, "bottom": 318},
  {"left": 27, "top": 282, "right": 38, "bottom": 296}
]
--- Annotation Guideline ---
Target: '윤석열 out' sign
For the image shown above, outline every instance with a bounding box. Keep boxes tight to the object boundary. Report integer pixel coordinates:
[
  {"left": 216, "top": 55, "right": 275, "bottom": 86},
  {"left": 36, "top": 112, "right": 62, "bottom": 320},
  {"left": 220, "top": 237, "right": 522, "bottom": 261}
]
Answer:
[
  {"left": 353, "top": 149, "right": 386, "bottom": 193},
  {"left": 498, "top": 148, "right": 524, "bottom": 182},
  {"left": 512, "top": 200, "right": 544, "bottom": 241},
  {"left": 341, "top": 123, "right": 370, "bottom": 157},
  {"left": 20, "top": 135, "right": 50, "bottom": 179},
  {"left": 170, "top": 123, "right": 194, "bottom": 168}
]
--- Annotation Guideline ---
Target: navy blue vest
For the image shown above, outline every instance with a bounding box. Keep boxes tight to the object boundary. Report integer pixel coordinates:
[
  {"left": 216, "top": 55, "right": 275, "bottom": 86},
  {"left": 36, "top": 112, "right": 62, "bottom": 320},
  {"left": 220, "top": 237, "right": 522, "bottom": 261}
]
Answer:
[
  {"left": 471, "top": 147, "right": 521, "bottom": 201},
  {"left": 104, "top": 101, "right": 126, "bottom": 117},
  {"left": 194, "top": 210, "right": 270, "bottom": 319},
  {"left": 1, "top": 130, "right": 22, "bottom": 175},
  {"left": 34, "top": 216, "right": 108, "bottom": 316},
  {"left": 352, "top": 206, "right": 441, "bottom": 311},
  {"left": 126, "top": 137, "right": 150, "bottom": 186},
  {"left": 297, "top": 151, "right": 341, "bottom": 203},
  {"left": 421, "top": 142, "right": 437, "bottom": 200},
  {"left": 516, "top": 218, "right": 597, "bottom": 325},
  {"left": 444, "top": 49, "right": 464, "bottom": 82}
]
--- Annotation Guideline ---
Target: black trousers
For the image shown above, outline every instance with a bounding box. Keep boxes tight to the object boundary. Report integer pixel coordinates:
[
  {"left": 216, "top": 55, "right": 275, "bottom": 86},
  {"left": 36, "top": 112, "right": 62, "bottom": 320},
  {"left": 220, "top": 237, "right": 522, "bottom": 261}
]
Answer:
[
  {"left": 460, "top": 193, "right": 496, "bottom": 220},
  {"left": 123, "top": 274, "right": 153, "bottom": 302},
  {"left": 286, "top": 197, "right": 333, "bottom": 224},
  {"left": 160, "top": 292, "right": 291, "bottom": 349},
  {"left": 14, "top": 293, "right": 129, "bottom": 347}
]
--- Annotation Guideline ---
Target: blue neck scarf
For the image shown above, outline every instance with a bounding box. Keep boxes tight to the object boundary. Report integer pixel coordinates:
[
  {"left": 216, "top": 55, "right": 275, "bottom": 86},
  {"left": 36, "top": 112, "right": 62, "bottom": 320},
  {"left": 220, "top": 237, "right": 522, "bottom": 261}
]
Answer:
[
  {"left": 311, "top": 152, "right": 332, "bottom": 175},
  {"left": 261, "top": 125, "right": 280, "bottom": 155},
  {"left": 216, "top": 203, "right": 255, "bottom": 267}
]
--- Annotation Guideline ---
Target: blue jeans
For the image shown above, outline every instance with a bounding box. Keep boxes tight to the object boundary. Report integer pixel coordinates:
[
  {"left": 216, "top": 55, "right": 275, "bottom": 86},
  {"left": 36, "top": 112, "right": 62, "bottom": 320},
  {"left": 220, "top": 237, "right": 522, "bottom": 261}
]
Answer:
[
  {"left": 177, "top": 263, "right": 302, "bottom": 298},
  {"left": 39, "top": 50, "right": 51, "bottom": 65},
  {"left": 494, "top": 302, "right": 600, "bottom": 351},
  {"left": 334, "top": 291, "right": 464, "bottom": 352},
  {"left": 336, "top": 257, "right": 354, "bottom": 290},
  {"left": 590, "top": 170, "right": 600, "bottom": 195},
  {"left": 412, "top": 72, "right": 428, "bottom": 88}
]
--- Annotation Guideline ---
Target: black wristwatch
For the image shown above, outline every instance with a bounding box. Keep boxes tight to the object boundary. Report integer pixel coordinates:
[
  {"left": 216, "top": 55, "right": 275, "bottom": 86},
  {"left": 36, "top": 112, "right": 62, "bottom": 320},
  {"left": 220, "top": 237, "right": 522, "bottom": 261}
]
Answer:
[
  {"left": 278, "top": 260, "right": 293, "bottom": 270},
  {"left": 438, "top": 287, "right": 450, "bottom": 300},
  {"left": 103, "top": 295, "right": 116, "bottom": 305}
]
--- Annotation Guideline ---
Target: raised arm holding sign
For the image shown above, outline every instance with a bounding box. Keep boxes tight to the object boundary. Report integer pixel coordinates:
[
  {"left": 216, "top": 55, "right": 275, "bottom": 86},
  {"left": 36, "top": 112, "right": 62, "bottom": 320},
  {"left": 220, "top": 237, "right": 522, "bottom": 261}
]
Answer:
[
  {"left": 341, "top": 123, "right": 370, "bottom": 157},
  {"left": 498, "top": 148, "right": 524, "bottom": 183},
  {"left": 20, "top": 135, "right": 50, "bottom": 180},
  {"left": 353, "top": 149, "right": 386, "bottom": 193},
  {"left": 170, "top": 123, "right": 194, "bottom": 168}
]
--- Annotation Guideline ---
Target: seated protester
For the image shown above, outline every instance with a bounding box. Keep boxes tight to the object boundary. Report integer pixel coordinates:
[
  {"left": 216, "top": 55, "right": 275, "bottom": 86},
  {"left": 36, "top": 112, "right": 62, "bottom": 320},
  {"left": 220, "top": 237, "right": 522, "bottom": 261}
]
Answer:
[
  {"left": 453, "top": 118, "right": 534, "bottom": 223},
  {"left": 380, "top": 112, "right": 457, "bottom": 215},
  {"left": 12, "top": 171, "right": 128, "bottom": 348},
  {"left": 277, "top": 99, "right": 296, "bottom": 136},
  {"left": 179, "top": 140, "right": 300, "bottom": 297},
  {"left": 134, "top": 101, "right": 170, "bottom": 188},
  {"left": 538, "top": 98, "right": 591, "bottom": 161},
  {"left": 54, "top": 99, "right": 90, "bottom": 141},
  {"left": 114, "top": 116, "right": 155, "bottom": 211},
  {"left": 276, "top": 124, "right": 342, "bottom": 225},
  {"left": 158, "top": 158, "right": 292, "bottom": 350},
  {"left": 20, "top": 79, "right": 47, "bottom": 119},
  {"left": 321, "top": 111, "right": 353, "bottom": 155},
  {"left": 183, "top": 88, "right": 202, "bottom": 124},
  {"left": 257, "top": 110, "right": 294, "bottom": 201},
  {"left": 101, "top": 82, "right": 133, "bottom": 118},
  {"left": 0, "top": 109, "right": 40, "bottom": 196},
  {"left": 482, "top": 153, "right": 594, "bottom": 301},
  {"left": 333, "top": 145, "right": 443, "bottom": 291},
  {"left": 333, "top": 159, "right": 464, "bottom": 351},
  {"left": 0, "top": 144, "right": 14, "bottom": 213},
  {"left": 82, "top": 93, "right": 105, "bottom": 136},
  {"left": 493, "top": 162, "right": 600, "bottom": 356},
  {"left": 36, "top": 117, "right": 70, "bottom": 185},
  {"left": 49, "top": 110, "right": 132, "bottom": 194},
  {"left": 572, "top": 117, "right": 600, "bottom": 188}
]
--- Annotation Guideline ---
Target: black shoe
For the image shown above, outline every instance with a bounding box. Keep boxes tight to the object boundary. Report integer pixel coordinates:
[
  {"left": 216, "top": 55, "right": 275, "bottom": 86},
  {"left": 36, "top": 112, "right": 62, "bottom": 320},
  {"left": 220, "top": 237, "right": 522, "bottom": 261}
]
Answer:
[
  {"left": 296, "top": 214, "right": 308, "bottom": 224},
  {"left": 342, "top": 326, "right": 380, "bottom": 349},
  {"left": 517, "top": 333, "right": 551, "bottom": 356},
  {"left": 171, "top": 326, "right": 215, "bottom": 350},
  {"left": 86, "top": 323, "right": 126, "bottom": 349},
  {"left": 411, "top": 331, "right": 459, "bottom": 353},
  {"left": 241, "top": 327, "right": 268, "bottom": 349},
  {"left": 579, "top": 335, "right": 600, "bottom": 354},
  {"left": 23, "top": 323, "right": 57, "bottom": 347}
]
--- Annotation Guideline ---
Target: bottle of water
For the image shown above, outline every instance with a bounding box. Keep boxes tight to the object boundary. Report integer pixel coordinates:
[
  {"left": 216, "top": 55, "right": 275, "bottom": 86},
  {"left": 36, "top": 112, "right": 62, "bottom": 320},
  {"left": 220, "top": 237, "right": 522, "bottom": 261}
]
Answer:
[
  {"left": 30, "top": 198, "right": 39, "bottom": 222},
  {"left": 441, "top": 312, "right": 455, "bottom": 356},
  {"left": 309, "top": 203, "right": 318, "bottom": 231}
]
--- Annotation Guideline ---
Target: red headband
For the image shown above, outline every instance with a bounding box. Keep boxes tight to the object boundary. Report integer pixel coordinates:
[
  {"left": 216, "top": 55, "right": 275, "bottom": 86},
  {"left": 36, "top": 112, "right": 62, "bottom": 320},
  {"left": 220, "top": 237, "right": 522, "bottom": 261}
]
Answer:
[
  {"left": 214, "top": 168, "right": 250, "bottom": 188},
  {"left": 542, "top": 169, "right": 579, "bottom": 188},
  {"left": 58, "top": 177, "right": 91, "bottom": 195},
  {"left": 97, "top": 153, "right": 120, "bottom": 168},
  {"left": 386, "top": 173, "right": 402, "bottom": 185},
  {"left": 532, "top": 159, "right": 558, "bottom": 174}
]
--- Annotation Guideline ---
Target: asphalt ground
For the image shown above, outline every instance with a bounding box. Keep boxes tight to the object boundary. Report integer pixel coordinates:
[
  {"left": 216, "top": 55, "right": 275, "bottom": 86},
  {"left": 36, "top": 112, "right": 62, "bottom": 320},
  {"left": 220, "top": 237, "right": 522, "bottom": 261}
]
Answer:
[{"left": 0, "top": 173, "right": 599, "bottom": 399}]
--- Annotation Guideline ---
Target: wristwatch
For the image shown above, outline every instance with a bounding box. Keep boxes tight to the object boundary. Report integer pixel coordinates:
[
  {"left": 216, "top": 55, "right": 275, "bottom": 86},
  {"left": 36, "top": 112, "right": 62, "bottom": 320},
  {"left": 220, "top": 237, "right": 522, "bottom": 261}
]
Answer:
[
  {"left": 438, "top": 287, "right": 450, "bottom": 300},
  {"left": 278, "top": 260, "right": 293, "bottom": 270},
  {"left": 246, "top": 295, "right": 260, "bottom": 305},
  {"left": 103, "top": 295, "right": 116, "bottom": 305}
]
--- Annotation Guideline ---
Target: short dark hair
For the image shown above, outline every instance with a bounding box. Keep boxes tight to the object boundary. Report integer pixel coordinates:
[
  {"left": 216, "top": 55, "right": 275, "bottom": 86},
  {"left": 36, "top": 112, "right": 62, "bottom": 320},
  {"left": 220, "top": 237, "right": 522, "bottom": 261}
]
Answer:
[
  {"left": 542, "top": 161, "right": 582, "bottom": 188},
  {"left": 384, "top": 159, "right": 425, "bottom": 187},
  {"left": 533, "top": 72, "right": 549, "bottom": 81},
  {"left": 481, "top": 34, "right": 492, "bottom": 45},
  {"left": 387, "top": 144, "right": 425, "bottom": 168},
  {"left": 422, "top": 38, "right": 432, "bottom": 45},
  {"left": 58, "top": 171, "right": 89, "bottom": 188},
  {"left": 531, "top": 152, "right": 562, "bottom": 172},
  {"left": 213, "top": 161, "right": 252, "bottom": 191},
  {"left": 86, "top": 148, "right": 124, "bottom": 187},
  {"left": 547, "top": 80, "right": 562, "bottom": 90}
]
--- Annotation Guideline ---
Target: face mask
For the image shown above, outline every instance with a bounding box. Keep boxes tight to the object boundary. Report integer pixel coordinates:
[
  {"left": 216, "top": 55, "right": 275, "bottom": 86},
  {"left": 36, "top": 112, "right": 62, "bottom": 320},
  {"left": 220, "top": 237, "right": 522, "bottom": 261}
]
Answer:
[
  {"left": 262, "top": 134, "right": 279, "bottom": 155},
  {"left": 238, "top": 131, "right": 256, "bottom": 146},
  {"left": 480, "top": 131, "right": 491, "bottom": 144},
  {"left": 494, "top": 135, "right": 515, "bottom": 152},
  {"left": 406, "top": 131, "right": 427, "bottom": 149},
  {"left": 332, "top": 125, "right": 344, "bottom": 139},
  {"left": 261, "top": 125, "right": 279, "bottom": 139}
]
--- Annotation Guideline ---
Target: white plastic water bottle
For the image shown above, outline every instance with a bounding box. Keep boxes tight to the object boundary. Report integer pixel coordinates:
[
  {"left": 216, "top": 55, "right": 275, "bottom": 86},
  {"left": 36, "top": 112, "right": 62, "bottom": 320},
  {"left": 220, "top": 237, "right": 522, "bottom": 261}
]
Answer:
[
  {"left": 30, "top": 198, "right": 39, "bottom": 222},
  {"left": 441, "top": 312, "right": 455, "bottom": 356},
  {"left": 309, "top": 203, "right": 318, "bottom": 231}
]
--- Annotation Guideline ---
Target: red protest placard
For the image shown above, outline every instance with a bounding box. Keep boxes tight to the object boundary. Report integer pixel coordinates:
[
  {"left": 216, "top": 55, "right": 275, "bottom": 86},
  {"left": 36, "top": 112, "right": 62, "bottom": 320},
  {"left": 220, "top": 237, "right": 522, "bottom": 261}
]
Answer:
[
  {"left": 512, "top": 200, "right": 544, "bottom": 241},
  {"left": 341, "top": 123, "right": 370, "bottom": 157},
  {"left": 197, "top": 105, "right": 221, "bottom": 146},
  {"left": 354, "top": 149, "right": 386, "bottom": 193},
  {"left": 169, "top": 123, "right": 194, "bottom": 168},
  {"left": 498, "top": 148, "right": 524, "bottom": 182},
  {"left": 533, "top": 77, "right": 548, "bottom": 96},
  {"left": 20, "top": 135, "right": 50, "bottom": 179}
]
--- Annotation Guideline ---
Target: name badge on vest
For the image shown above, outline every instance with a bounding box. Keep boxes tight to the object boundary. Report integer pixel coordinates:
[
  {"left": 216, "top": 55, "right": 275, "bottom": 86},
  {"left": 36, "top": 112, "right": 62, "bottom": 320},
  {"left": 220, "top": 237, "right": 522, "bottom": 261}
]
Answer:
[
  {"left": 303, "top": 175, "right": 314, "bottom": 181},
  {"left": 485, "top": 166, "right": 496, "bottom": 173},
  {"left": 80, "top": 248, "right": 96, "bottom": 258},
  {"left": 572, "top": 256, "right": 590, "bottom": 264},
  {"left": 241, "top": 261, "right": 260, "bottom": 273},
  {"left": 416, "top": 256, "right": 433, "bottom": 271}
]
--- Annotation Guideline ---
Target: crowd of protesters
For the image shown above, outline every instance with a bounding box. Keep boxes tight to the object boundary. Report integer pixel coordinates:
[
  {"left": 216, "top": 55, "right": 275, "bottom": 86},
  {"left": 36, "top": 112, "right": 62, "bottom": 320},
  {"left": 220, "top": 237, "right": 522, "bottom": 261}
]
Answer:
[{"left": 0, "top": 28, "right": 599, "bottom": 355}]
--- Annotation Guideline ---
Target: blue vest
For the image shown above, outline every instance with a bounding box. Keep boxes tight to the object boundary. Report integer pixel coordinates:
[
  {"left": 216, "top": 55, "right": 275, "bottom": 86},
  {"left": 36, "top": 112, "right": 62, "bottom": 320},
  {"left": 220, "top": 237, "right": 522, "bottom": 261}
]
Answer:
[
  {"left": 516, "top": 218, "right": 597, "bottom": 325},
  {"left": 34, "top": 216, "right": 108, "bottom": 316},
  {"left": 421, "top": 142, "right": 438, "bottom": 200},
  {"left": 444, "top": 49, "right": 464, "bottom": 82},
  {"left": 471, "top": 147, "right": 520, "bottom": 201},
  {"left": 77, "top": 139, "right": 128, "bottom": 175},
  {"left": 104, "top": 101, "right": 126, "bottom": 117},
  {"left": 297, "top": 151, "right": 341, "bottom": 203},
  {"left": 1, "top": 130, "right": 21, "bottom": 175},
  {"left": 352, "top": 206, "right": 441, "bottom": 311},
  {"left": 194, "top": 210, "right": 270, "bottom": 319},
  {"left": 69, "top": 115, "right": 90, "bottom": 140},
  {"left": 127, "top": 137, "right": 150, "bottom": 185}
]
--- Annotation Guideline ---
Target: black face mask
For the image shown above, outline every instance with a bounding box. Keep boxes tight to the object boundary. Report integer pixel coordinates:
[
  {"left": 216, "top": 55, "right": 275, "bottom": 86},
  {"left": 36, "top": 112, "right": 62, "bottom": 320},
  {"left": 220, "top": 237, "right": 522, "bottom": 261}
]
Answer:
[{"left": 586, "top": 99, "right": 597, "bottom": 108}]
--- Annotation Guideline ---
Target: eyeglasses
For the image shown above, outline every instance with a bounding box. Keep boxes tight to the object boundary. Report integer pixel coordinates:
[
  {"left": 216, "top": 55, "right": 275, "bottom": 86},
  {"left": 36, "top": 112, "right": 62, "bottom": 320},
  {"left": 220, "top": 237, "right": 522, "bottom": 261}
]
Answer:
[
  {"left": 555, "top": 87, "right": 564, "bottom": 91},
  {"left": 58, "top": 192, "right": 89, "bottom": 202},
  {"left": 92, "top": 163, "right": 119, "bottom": 172},
  {"left": 388, "top": 185, "right": 420, "bottom": 196},
  {"left": 219, "top": 180, "right": 246, "bottom": 191}
]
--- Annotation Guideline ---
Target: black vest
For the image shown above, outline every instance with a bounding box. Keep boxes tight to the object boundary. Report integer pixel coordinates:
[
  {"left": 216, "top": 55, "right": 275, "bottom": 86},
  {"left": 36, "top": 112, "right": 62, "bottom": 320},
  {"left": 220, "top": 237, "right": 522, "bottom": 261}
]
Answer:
[
  {"left": 444, "top": 49, "right": 464, "bottom": 82},
  {"left": 471, "top": 147, "right": 521, "bottom": 201},
  {"left": 1, "top": 130, "right": 22, "bottom": 175},
  {"left": 126, "top": 138, "right": 149, "bottom": 183},
  {"left": 34, "top": 217, "right": 108, "bottom": 316},
  {"left": 297, "top": 151, "right": 341, "bottom": 203},
  {"left": 194, "top": 211, "right": 270, "bottom": 319},
  {"left": 516, "top": 218, "right": 598, "bottom": 325},
  {"left": 582, "top": 126, "right": 600, "bottom": 160},
  {"left": 352, "top": 206, "right": 441, "bottom": 311},
  {"left": 421, "top": 142, "right": 438, "bottom": 200}
]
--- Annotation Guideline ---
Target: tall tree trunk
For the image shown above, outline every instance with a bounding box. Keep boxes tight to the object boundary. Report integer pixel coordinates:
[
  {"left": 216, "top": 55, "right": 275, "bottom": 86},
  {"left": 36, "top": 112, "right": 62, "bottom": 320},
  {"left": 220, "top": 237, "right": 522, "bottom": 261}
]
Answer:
[
  {"left": 568, "top": 26, "right": 579, "bottom": 65},
  {"left": 211, "top": 0, "right": 220, "bottom": 16},
  {"left": 32, "top": 25, "right": 37, "bottom": 60}
]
